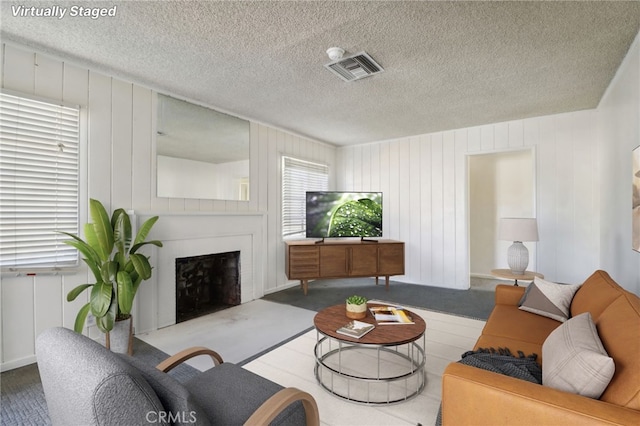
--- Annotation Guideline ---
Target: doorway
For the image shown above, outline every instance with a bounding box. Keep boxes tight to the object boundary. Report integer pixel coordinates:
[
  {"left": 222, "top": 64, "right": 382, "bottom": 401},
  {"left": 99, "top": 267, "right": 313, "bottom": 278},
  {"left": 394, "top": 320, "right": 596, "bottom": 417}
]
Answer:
[{"left": 468, "top": 149, "right": 536, "bottom": 287}]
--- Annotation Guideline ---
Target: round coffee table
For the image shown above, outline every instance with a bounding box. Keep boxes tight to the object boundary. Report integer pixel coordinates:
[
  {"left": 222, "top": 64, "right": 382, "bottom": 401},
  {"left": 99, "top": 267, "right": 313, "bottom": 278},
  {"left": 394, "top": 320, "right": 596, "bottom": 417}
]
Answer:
[{"left": 313, "top": 303, "right": 426, "bottom": 405}]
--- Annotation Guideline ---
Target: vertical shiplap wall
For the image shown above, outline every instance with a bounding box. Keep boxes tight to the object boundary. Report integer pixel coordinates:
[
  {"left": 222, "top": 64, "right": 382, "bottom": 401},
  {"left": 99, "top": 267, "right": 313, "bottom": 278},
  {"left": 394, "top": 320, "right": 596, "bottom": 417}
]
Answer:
[
  {"left": 337, "top": 112, "right": 601, "bottom": 289},
  {"left": 598, "top": 32, "right": 640, "bottom": 294},
  {"left": 0, "top": 43, "right": 335, "bottom": 371}
]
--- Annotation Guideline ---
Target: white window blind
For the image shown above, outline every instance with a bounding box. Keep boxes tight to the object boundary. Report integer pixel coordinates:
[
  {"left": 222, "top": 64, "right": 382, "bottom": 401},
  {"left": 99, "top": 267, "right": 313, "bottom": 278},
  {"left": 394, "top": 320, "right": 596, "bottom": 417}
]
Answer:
[
  {"left": 0, "top": 93, "right": 80, "bottom": 269},
  {"left": 282, "top": 156, "right": 329, "bottom": 237}
]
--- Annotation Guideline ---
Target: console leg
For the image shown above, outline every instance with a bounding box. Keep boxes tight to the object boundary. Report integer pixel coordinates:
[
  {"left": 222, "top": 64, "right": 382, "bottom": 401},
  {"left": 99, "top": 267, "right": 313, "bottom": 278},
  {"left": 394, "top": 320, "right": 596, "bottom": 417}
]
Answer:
[
  {"left": 385, "top": 276, "right": 390, "bottom": 291},
  {"left": 302, "top": 280, "right": 309, "bottom": 295}
]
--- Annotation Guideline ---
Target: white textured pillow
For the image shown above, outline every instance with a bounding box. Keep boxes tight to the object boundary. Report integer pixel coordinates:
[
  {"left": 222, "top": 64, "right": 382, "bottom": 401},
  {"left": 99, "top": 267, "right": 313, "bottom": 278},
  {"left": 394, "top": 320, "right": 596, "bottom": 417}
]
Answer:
[
  {"left": 542, "top": 312, "right": 615, "bottom": 399},
  {"left": 519, "top": 277, "right": 581, "bottom": 322}
]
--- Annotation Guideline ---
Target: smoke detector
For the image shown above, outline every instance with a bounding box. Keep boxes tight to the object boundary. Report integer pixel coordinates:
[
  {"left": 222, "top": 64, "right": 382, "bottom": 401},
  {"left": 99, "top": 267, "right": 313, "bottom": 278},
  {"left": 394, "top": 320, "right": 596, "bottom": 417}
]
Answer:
[
  {"left": 325, "top": 51, "right": 384, "bottom": 82},
  {"left": 326, "top": 47, "right": 345, "bottom": 61}
]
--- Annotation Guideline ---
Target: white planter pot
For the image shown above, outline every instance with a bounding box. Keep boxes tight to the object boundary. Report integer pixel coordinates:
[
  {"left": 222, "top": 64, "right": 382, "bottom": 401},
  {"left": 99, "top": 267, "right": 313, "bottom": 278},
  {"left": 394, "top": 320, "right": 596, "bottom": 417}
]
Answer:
[
  {"left": 101, "top": 316, "right": 134, "bottom": 355},
  {"left": 346, "top": 302, "right": 367, "bottom": 319}
]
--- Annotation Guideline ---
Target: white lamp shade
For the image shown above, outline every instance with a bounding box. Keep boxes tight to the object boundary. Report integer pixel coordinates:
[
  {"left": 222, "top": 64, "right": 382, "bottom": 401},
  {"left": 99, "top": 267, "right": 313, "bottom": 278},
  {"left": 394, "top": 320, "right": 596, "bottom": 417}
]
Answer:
[{"left": 499, "top": 218, "right": 539, "bottom": 242}]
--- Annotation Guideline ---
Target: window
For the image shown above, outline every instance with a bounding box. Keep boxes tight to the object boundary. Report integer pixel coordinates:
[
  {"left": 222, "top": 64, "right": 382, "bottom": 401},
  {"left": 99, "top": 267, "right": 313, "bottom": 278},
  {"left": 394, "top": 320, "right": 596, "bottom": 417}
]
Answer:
[
  {"left": 282, "top": 156, "right": 329, "bottom": 237},
  {"left": 0, "top": 93, "right": 80, "bottom": 269}
]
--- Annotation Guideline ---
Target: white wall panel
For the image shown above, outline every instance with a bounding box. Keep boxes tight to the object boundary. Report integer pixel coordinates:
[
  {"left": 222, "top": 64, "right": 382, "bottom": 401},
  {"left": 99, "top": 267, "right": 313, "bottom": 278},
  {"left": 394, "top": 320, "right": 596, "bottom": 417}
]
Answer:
[
  {"left": 480, "top": 125, "right": 494, "bottom": 151},
  {"left": 386, "top": 142, "right": 398, "bottom": 238},
  {"left": 87, "top": 72, "right": 112, "bottom": 206},
  {"left": 353, "top": 145, "right": 363, "bottom": 189},
  {"left": 34, "top": 276, "right": 63, "bottom": 339},
  {"left": 443, "top": 132, "right": 456, "bottom": 286},
  {"left": 523, "top": 118, "right": 539, "bottom": 148},
  {"left": 62, "top": 62, "right": 89, "bottom": 106},
  {"left": 132, "top": 86, "right": 153, "bottom": 210},
  {"left": 398, "top": 139, "right": 411, "bottom": 246},
  {"left": 467, "top": 127, "right": 481, "bottom": 152},
  {"left": 266, "top": 127, "right": 278, "bottom": 291},
  {"left": 111, "top": 80, "right": 133, "bottom": 209},
  {"left": 408, "top": 137, "right": 422, "bottom": 282},
  {"left": 509, "top": 121, "right": 524, "bottom": 148},
  {"left": 598, "top": 32, "right": 640, "bottom": 294},
  {"left": 431, "top": 134, "right": 445, "bottom": 286},
  {"left": 370, "top": 143, "right": 380, "bottom": 191},
  {"left": 34, "top": 53, "right": 63, "bottom": 100},
  {"left": 494, "top": 122, "right": 509, "bottom": 150},
  {"left": 379, "top": 142, "right": 390, "bottom": 235},
  {"left": 536, "top": 116, "right": 558, "bottom": 278},
  {"left": 419, "top": 136, "right": 433, "bottom": 282},
  {"left": 1, "top": 276, "right": 35, "bottom": 368},
  {"left": 454, "top": 130, "right": 469, "bottom": 286},
  {"left": 3, "top": 44, "right": 34, "bottom": 94}
]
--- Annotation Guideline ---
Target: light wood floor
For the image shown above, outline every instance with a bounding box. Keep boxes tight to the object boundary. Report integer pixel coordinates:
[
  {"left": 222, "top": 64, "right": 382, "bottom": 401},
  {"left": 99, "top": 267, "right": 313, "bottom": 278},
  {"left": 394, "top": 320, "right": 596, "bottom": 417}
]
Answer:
[
  {"left": 139, "top": 300, "right": 485, "bottom": 425},
  {"left": 247, "top": 304, "right": 484, "bottom": 426}
]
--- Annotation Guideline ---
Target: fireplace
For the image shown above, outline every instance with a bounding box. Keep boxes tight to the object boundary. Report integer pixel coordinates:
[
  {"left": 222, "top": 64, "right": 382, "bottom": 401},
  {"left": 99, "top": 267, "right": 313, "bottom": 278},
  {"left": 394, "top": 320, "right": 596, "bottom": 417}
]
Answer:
[
  {"left": 175, "top": 251, "right": 241, "bottom": 323},
  {"left": 135, "top": 211, "right": 265, "bottom": 332}
]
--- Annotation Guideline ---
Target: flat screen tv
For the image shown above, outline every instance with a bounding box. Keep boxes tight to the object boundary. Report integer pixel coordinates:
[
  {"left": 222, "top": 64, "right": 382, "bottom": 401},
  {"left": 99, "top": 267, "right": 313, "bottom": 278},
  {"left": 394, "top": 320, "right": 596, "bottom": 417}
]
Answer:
[{"left": 306, "top": 191, "right": 383, "bottom": 239}]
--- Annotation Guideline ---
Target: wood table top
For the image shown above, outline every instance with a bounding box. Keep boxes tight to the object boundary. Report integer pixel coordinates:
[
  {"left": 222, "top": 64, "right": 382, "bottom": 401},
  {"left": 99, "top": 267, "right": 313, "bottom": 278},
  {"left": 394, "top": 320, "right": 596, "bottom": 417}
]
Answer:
[
  {"left": 313, "top": 303, "right": 426, "bottom": 346},
  {"left": 490, "top": 269, "right": 544, "bottom": 281}
]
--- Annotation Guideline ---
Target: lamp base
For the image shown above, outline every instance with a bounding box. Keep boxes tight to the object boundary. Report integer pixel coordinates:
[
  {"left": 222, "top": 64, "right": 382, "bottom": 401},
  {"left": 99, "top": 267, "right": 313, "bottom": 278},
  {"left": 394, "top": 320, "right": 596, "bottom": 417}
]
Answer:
[{"left": 507, "top": 241, "right": 529, "bottom": 275}]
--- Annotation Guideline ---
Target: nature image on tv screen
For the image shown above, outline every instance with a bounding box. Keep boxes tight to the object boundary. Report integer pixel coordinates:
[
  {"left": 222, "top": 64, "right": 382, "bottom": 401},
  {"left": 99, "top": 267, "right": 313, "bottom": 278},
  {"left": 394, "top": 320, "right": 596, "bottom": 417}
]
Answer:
[{"left": 306, "top": 192, "right": 382, "bottom": 238}]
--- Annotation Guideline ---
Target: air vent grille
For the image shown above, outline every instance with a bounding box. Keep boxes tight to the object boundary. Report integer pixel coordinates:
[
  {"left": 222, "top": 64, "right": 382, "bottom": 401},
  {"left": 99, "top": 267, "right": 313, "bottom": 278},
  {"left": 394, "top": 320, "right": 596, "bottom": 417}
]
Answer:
[{"left": 325, "top": 52, "right": 384, "bottom": 82}]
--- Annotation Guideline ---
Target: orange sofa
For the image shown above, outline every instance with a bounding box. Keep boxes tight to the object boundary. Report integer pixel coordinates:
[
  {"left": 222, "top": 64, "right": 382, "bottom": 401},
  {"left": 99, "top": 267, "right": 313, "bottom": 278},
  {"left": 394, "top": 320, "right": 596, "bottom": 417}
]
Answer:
[{"left": 442, "top": 270, "right": 640, "bottom": 425}]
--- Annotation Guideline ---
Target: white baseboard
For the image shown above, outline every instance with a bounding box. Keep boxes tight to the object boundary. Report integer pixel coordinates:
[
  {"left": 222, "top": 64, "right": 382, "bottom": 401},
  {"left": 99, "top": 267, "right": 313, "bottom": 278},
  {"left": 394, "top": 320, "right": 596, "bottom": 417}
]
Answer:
[{"left": 1, "top": 354, "right": 36, "bottom": 372}]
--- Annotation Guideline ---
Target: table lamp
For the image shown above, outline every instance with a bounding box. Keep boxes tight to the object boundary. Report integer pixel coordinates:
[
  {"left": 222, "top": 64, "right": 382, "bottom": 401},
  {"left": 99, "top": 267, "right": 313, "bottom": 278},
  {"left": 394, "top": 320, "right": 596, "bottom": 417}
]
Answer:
[{"left": 498, "top": 218, "right": 539, "bottom": 275}]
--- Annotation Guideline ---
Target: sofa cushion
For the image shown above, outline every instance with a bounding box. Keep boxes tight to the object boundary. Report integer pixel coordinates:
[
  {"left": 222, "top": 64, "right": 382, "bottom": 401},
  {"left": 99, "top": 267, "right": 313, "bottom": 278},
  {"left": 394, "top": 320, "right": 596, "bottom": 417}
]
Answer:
[
  {"left": 519, "top": 277, "right": 581, "bottom": 322},
  {"left": 571, "top": 270, "right": 624, "bottom": 320},
  {"left": 475, "top": 304, "right": 561, "bottom": 364},
  {"left": 595, "top": 295, "right": 640, "bottom": 410},
  {"left": 542, "top": 312, "right": 615, "bottom": 399}
]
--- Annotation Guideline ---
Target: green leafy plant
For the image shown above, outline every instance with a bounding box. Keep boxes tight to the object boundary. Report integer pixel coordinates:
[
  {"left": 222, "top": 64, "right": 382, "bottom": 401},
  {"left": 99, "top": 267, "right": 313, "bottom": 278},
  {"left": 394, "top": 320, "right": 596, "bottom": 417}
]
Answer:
[
  {"left": 346, "top": 295, "right": 367, "bottom": 305},
  {"left": 328, "top": 198, "right": 382, "bottom": 237},
  {"left": 61, "top": 199, "right": 163, "bottom": 333}
]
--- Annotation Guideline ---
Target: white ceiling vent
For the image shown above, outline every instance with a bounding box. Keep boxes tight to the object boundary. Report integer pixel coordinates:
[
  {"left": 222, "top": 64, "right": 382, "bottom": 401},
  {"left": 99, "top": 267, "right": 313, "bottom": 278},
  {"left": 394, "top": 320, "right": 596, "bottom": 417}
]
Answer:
[{"left": 325, "top": 52, "right": 384, "bottom": 82}]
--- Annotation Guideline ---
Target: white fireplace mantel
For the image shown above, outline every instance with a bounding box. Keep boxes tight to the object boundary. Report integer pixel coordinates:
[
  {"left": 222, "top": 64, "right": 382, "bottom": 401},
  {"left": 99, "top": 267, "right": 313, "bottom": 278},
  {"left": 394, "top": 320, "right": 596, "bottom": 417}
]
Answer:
[{"left": 134, "top": 211, "right": 267, "bottom": 333}]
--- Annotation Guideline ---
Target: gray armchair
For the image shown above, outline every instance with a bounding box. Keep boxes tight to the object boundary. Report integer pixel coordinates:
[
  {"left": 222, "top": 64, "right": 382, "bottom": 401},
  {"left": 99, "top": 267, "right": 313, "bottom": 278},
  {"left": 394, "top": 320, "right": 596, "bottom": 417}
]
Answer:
[{"left": 35, "top": 327, "right": 319, "bottom": 426}]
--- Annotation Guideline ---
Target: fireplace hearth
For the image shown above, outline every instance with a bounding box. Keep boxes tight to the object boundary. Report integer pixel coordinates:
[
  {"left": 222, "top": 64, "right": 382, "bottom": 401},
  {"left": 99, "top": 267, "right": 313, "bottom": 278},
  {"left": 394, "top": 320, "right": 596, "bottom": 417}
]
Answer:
[{"left": 175, "top": 251, "right": 241, "bottom": 323}]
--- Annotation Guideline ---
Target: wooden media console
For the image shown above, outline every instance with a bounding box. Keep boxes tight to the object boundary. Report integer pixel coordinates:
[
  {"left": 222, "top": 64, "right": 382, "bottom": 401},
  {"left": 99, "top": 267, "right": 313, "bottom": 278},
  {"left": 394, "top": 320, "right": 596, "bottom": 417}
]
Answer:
[{"left": 285, "top": 239, "right": 405, "bottom": 295}]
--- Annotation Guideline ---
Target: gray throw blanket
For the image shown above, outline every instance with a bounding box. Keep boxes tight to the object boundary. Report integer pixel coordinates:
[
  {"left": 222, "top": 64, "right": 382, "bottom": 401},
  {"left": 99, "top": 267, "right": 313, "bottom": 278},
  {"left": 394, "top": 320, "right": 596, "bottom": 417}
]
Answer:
[{"left": 435, "top": 348, "right": 542, "bottom": 426}]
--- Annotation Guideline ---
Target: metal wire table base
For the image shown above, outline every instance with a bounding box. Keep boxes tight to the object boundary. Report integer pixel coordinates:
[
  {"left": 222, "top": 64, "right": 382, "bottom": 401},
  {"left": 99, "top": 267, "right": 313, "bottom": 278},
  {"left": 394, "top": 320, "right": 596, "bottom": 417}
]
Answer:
[{"left": 314, "top": 331, "right": 426, "bottom": 405}]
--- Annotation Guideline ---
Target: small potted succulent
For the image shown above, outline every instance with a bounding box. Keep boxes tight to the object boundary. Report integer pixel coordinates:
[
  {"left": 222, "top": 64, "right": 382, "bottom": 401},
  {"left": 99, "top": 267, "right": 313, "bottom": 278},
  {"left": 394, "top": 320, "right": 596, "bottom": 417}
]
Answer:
[{"left": 345, "top": 295, "right": 368, "bottom": 319}]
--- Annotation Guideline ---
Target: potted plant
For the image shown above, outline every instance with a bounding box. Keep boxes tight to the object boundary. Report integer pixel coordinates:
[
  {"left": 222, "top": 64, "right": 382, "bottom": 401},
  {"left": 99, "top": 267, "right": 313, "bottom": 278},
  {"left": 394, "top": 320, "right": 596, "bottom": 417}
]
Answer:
[
  {"left": 62, "top": 199, "right": 162, "bottom": 354},
  {"left": 345, "top": 295, "right": 368, "bottom": 319}
]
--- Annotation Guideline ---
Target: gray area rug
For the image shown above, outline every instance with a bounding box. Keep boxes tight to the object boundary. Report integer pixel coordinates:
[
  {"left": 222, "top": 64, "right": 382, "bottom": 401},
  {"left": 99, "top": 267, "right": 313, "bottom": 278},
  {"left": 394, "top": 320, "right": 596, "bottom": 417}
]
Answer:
[
  {"left": 263, "top": 277, "right": 495, "bottom": 320},
  {"left": 1, "top": 279, "right": 494, "bottom": 425}
]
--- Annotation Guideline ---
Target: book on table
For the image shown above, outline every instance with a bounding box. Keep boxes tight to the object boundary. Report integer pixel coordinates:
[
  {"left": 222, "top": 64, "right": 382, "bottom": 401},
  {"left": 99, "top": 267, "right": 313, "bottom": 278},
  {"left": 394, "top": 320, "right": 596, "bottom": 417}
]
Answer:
[
  {"left": 369, "top": 306, "right": 415, "bottom": 324},
  {"left": 336, "top": 320, "right": 375, "bottom": 338}
]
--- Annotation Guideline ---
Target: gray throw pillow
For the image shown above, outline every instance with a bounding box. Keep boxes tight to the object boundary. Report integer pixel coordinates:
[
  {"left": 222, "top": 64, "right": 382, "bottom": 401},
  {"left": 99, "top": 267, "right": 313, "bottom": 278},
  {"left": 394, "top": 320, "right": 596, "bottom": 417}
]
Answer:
[
  {"left": 519, "top": 277, "right": 581, "bottom": 322},
  {"left": 542, "top": 312, "right": 615, "bottom": 399}
]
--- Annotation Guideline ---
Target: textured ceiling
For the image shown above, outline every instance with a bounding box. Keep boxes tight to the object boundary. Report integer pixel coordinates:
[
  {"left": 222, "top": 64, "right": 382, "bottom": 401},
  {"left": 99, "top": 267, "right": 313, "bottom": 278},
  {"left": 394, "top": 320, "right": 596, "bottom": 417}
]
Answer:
[{"left": 2, "top": 1, "right": 639, "bottom": 146}]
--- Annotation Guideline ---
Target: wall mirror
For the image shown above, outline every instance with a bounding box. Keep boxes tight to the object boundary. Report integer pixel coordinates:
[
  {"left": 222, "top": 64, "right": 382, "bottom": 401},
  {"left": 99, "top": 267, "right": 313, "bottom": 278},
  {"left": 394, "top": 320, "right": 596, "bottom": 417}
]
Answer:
[{"left": 156, "top": 94, "right": 250, "bottom": 201}]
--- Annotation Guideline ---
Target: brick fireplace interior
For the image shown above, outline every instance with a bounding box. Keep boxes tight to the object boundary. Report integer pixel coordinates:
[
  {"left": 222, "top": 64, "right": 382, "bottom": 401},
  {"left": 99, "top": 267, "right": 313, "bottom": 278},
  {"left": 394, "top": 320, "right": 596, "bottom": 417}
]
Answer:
[{"left": 175, "top": 251, "right": 241, "bottom": 323}]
